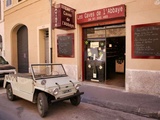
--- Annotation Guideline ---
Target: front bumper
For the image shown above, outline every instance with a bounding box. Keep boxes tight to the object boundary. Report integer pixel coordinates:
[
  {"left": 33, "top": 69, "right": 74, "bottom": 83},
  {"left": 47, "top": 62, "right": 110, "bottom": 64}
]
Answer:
[{"left": 51, "top": 92, "right": 84, "bottom": 103}]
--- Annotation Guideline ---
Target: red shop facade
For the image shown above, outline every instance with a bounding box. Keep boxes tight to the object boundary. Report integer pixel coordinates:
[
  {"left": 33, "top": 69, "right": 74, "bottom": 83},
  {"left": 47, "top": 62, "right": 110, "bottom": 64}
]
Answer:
[{"left": 77, "top": 4, "right": 126, "bottom": 87}]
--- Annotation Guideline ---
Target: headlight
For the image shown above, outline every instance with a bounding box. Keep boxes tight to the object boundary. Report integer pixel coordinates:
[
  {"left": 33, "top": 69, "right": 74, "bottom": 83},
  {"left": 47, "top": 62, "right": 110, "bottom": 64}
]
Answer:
[
  {"left": 75, "top": 84, "right": 81, "bottom": 90},
  {"left": 53, "top": 88, "right": 59, "bottom": 95}
]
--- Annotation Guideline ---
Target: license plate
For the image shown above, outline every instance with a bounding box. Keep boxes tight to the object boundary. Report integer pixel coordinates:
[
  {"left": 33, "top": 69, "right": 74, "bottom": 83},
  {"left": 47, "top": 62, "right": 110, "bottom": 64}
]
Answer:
[{"left": 63, "top": 89, "right": 71, "bottom": 94}]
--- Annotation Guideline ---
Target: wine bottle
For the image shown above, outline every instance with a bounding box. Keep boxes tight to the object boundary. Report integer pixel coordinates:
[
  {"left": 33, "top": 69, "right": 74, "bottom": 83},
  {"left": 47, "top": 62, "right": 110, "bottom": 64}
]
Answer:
[{"left": 93, "top": 65, "right": 97, "bottom": 78}]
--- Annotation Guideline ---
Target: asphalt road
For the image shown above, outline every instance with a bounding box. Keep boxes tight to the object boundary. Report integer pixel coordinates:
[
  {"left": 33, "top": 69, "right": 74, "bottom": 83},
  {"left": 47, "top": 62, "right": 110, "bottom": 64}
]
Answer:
[{"left": 0, "top": 84, "right": 156, "bottom": 120}]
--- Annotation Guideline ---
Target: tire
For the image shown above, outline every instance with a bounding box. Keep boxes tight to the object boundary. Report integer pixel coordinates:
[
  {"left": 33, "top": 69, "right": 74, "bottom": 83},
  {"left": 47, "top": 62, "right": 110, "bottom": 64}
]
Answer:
[
  {"left": 6, "top": 84, "right": 15, "bottom": 101},
  {"left": 70, "top": 95, "right": 81, "bottom": 106},
  {"left": 37, "top": 92, "right": 48, "bottom": 117}
]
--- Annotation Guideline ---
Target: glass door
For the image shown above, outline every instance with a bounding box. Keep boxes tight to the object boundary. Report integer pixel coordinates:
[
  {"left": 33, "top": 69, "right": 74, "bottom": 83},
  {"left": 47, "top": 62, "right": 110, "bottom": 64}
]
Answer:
[{"left": 83, "top": 27, "right": 106, "bottom": 82}]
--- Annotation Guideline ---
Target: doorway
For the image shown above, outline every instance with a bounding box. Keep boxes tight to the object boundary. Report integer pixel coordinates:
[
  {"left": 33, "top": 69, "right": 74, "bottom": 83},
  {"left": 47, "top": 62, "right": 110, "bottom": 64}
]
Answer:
[
  {"left": 105, "top": 36, "right": 125, "bottom": 87},
  {"left": 83, "top": 24, "right": 125, "bottom": 88},
  {"left": 44, "top": 30, "right": 49, "bottom": 63},
  {"left": 39, "top": 29, "right": 49, "bottom": 63},
  {"left": 17, "top": 25, "right": 29, "bottom": 73}
]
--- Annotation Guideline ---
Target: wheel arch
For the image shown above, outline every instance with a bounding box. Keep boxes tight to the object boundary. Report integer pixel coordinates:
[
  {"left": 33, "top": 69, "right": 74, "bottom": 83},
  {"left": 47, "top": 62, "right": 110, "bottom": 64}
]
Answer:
[
  {"left": 32, "top": 89, "right": 55, "bottom": 103},
  {"left": 4, "top": 82, "right": 11, "bottom": 88}
]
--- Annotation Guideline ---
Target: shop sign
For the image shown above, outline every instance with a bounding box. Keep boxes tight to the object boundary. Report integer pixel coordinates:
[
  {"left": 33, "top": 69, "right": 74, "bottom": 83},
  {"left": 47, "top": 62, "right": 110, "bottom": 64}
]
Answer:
[
  {"left": 52, "top": 4, "right": 76, "bottom": 30},
  {"left": 77, "top": 4, "right": 126, "bottom": 24}
]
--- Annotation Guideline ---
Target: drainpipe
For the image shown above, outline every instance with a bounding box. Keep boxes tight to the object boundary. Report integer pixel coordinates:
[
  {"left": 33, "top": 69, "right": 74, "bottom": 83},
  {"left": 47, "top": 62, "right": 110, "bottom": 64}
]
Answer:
[{"left": 50, "top": 0, "right": 53, "bottom": 63}]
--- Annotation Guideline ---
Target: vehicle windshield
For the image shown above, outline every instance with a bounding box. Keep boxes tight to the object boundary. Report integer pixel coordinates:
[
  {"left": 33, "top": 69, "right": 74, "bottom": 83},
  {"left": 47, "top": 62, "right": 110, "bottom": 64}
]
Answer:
[{"left": 31, "top": 64, "right": 67, "bottom": 80}]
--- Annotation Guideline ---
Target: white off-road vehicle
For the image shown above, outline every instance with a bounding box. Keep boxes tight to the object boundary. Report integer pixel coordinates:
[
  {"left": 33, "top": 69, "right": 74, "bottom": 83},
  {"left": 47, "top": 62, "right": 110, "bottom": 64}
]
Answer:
[{"left": 3, "top": 63, "right": 84, "bottom": 117}]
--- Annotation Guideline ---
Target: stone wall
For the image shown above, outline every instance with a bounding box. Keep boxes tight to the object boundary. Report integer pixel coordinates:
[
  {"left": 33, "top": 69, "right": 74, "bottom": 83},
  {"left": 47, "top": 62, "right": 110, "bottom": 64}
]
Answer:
[{"left": 126, "top": 69, "right": 160, "bottom": 96}]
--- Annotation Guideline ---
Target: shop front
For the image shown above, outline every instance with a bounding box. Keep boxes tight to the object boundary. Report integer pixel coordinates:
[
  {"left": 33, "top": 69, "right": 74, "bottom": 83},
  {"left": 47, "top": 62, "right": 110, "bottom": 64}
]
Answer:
[
  {"left": 5, "top": 0, "right": 160, "bottom": 96},
  {"left": 77, "top": 4, "right": 126, "bottom": 87}
]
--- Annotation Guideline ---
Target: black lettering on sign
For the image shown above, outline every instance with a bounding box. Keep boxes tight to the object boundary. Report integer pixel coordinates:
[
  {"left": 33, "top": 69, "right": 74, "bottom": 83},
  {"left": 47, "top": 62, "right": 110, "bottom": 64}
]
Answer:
[
  {"left": 57, "top": 33, "right": 74, "bottom": 57},
  {"left": 132, "top": 23, "right": 160, "bottom": 59}
]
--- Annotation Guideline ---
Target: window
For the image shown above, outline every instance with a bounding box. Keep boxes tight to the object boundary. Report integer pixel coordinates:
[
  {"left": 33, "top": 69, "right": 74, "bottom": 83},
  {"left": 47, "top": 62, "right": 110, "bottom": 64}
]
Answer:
[
  {"left": 18, "top": 0, "right": 22, "bottom": 2},
  {"left": 6, "top": 0, "right": 12, "bottom": 7}
]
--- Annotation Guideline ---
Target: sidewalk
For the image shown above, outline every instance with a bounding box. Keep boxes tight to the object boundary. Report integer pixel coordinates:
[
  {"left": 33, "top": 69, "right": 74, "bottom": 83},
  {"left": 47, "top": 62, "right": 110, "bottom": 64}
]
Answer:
[{"left": 79, "top": 81, "right": 160, "bottom": 119}]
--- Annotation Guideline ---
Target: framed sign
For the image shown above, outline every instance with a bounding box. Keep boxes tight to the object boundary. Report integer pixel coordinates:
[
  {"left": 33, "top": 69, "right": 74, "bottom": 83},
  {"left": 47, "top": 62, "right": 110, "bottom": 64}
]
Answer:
[
  {"left": 52, "top": 4, "right": 76, "bottom": 30},
  {"left": 77, "top": 4, "right": 126, "bottom": 24},
  {"left": 57, "top": 33, "right": 74, "bottom": 57},
  {"left": 132, "top": 22, "right": 160, "bottom": 59}
]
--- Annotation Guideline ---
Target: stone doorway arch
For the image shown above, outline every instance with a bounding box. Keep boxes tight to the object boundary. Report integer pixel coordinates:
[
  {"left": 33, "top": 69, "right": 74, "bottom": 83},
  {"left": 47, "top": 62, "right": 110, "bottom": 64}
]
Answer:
[{"left": 11, "top": 24, "right": 29, "bottom": 73}]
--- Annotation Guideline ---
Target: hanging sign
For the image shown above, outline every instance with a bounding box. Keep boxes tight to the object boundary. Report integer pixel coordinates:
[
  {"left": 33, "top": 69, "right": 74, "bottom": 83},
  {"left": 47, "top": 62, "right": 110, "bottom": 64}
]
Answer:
[
  {"left": 77, "top": 4, "right": 126, "bottom": 24},
  {"left": 52, "top": 4, "right": 76, "bottom": 30}
]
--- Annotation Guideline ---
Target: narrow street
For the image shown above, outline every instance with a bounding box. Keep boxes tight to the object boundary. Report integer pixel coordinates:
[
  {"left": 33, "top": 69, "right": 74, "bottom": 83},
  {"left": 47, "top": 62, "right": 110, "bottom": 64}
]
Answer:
[{"left": 0, "top": 84, "right": 156, "bottom": 120}]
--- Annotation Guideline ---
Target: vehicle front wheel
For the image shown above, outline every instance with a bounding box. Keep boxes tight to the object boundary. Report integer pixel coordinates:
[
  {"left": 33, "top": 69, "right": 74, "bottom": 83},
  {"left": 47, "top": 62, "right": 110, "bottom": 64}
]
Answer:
[
  {"left": 6, "top": 84, "right": 15, "bottom": 101},
  {"left": 37, "top": 92, "right": 48, "bottom": 117},
  {"left": 70, "top": 95, "right": 81, "bottom": 106}
]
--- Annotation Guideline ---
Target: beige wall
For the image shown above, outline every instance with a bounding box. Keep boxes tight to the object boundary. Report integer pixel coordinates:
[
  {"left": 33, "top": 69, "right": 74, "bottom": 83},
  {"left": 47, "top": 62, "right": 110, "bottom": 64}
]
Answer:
[
  {"left": 126, "top": 0, "right": 160, "bottom": 71},
  {"left": 4, "top": 0, "right": 50, "bottom": 67},
  {"left": 54, "top": 0, "right": 160, "bottom": 71},
  {"left": 55, "top": 0, "right": 160, "bottom": 95},
  {"left": 125, "top": 0, "right": 160, "bottom": 95},
  {"left": 4, "top": 0, "right": 160, "bottom": 95}
]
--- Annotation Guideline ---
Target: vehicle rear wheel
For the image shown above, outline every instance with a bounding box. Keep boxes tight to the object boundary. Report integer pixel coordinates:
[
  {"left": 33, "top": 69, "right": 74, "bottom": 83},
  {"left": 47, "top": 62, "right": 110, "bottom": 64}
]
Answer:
[
  {"left": 37, "top": 92, "right": 48, "bottom": 117},
  {"left": 6, "top": 84, "right": 15, "bottom": 101},
  {"left": 70, "top": 95, "right": 81, "bottom": 106}
]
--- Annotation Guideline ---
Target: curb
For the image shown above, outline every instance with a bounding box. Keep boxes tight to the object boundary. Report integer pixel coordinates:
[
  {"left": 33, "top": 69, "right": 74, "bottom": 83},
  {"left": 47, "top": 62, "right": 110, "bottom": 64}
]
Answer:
[{"left": 81, "top": 97, "right": 160, "bottom": 119}]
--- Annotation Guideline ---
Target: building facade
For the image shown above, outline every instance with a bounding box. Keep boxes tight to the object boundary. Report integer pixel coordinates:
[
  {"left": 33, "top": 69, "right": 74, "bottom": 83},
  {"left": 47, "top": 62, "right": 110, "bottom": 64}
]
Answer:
[{"left": 4, "top": 0, "right": 160, "bottom": 96}]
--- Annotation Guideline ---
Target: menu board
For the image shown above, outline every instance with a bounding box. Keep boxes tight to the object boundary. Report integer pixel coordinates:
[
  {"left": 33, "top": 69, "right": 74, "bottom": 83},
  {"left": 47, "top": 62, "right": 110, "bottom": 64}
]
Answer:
[
  {"left": 132, "top": 22, "right": 160, "bottom": 59},
  {"left": 57, "top": 33, "right": 74, "bottom": 57}
]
